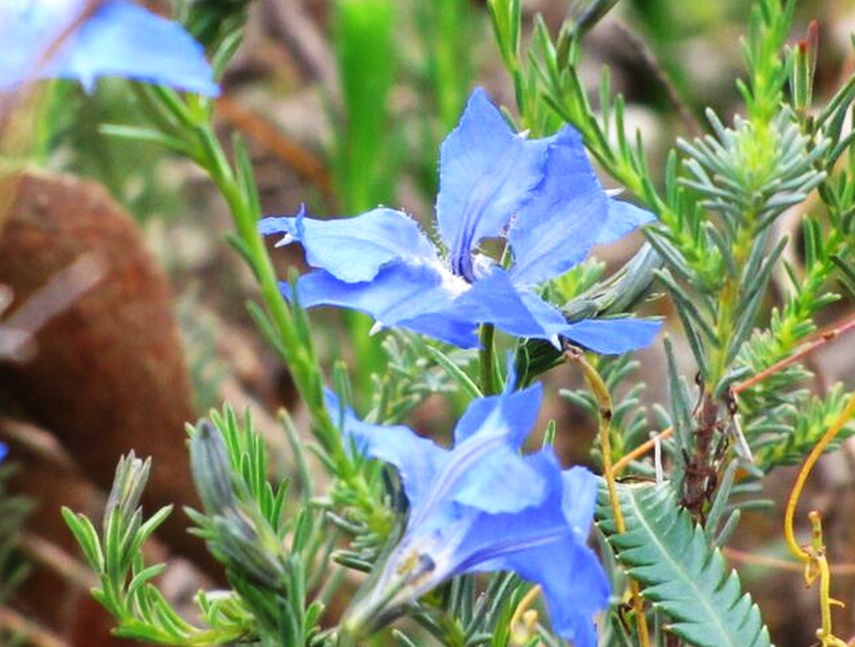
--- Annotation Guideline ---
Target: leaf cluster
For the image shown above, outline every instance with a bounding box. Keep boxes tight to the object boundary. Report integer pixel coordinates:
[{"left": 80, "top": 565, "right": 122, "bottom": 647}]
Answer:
[
  {"left": 186, "top": 409, "right": 329, "bottom": 645},
  {"left": 62, "top": 452, "right": 252, "bottom": 645},
  {"left": 597, "top": 481, "right": 770, "bottom": 647}
]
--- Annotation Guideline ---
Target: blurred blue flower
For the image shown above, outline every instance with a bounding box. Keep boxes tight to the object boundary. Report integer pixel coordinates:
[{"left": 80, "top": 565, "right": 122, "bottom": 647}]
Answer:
[
  {"left": 261, "top": 88, "right": 659, "bottom": 353},
  {"left": 0, "top": 0, "right": 219, "bottom": 95},
  {"left": 328, "top": 383, "right": 609, "bottom": 646},
  {"left": 0, "top": 443, "right": 6, "bottom": 462}
]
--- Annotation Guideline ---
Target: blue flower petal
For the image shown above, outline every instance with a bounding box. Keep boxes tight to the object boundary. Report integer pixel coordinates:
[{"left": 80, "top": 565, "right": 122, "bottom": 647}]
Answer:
[
  {"left": 459, "top": 456, "right": 608, "bottom": 647},
  {"left": 508, "top": 540, "right": 609, "bottom": 647},
  {"left": 292, "top": 259, "right": 662, "bottom": 353},
  {"left": 456, "top": 268, "right": 564, "bottom": 340},
  {"left": 0, "top": 2, "right": 67, "bottom": 89},
  {"left": 260, "top": 206, "right": 437, "bottom": 283},
  {"left": 561, "top": 466, "right": 599, "bottom": 540},
  {"left": 460, "top": 270, "right": 662, "bottom": 352},
  {"left": 411, "top": 394, "right": 549, "bottom": 526},
  {"left": 340, "top": 393, "right": 609, "bottom": 645},
  {"left": 324, "top": 389, "right": 447, "bottom": 511},
  {"left": 513, "top": 291, "right": 663, "bottom": 353},
  {"left": 1, "top": 0, "right": 218, "bottom": 96},
  {"left": 452, "top": 383, "right": 542, "bottom": 449},
  {"left": 597, "top": 198, "right": 657, "bottom": 245},
  {"left": 451, "top": 442, "right": 548, "bottom": 514},
  {"left": 0, "top": 442, "right": 6, "bottom": 462},
  {"left": 442, "top": 386, "right": 547, "bottom": 515},
  {"left": 436, "top": 88, "right": 553, "bottom": 280},
  {"left": 261, "top": 87, "right": 660, "bottom": 358},
  {"left": 449, "top": 450, "right": 567, "bottom": 572},
  {"left": 289, "top": 262, "right": 478, "bottom": 347},
  {"left": 388, "top": 311, "right": 479, "bottom": 349},
  {"left": 507, "top": 126, "right": 609, "bottom": 286},
  {"left": 562, "top": 317, "right": 663, "bottom": 354}
]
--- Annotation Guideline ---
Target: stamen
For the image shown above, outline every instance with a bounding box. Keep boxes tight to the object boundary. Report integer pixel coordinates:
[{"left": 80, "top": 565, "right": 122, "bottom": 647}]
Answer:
[
  {"left": 274, "top": 233, "right": 294, "bottom": 248},
  {"left": 730, "top": 413, "right": 754, "bottom": 463}
]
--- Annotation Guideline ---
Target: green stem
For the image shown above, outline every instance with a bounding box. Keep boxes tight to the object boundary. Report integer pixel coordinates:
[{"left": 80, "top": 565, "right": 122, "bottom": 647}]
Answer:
[
  {"left": 191, "top": 126, "right": 395, "bottom": 537},
  {"left": 338, "top": 562, "right": 423, "bottom": 647},
  {"left": 707, "top": 216, "right": 756, "bottom": 391},
  {"left": 479, "top": 323, "right": 497, "bottom": 395},
  {"left": 128, "top": 89, "right": 389, "bottom": 531},
  {"left": 194, "top": 126, "right": 342, "bottom": 459}
]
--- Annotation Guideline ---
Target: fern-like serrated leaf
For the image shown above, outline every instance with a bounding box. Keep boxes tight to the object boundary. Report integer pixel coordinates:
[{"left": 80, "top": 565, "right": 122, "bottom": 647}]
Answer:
[{"left": 597, "top": 482, "right": 772, "bottom": 647}]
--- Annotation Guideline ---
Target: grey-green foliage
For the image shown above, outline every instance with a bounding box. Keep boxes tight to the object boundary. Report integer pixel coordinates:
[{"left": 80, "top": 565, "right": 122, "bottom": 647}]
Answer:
[
  {"left": 62, "top": 451, "right": 253, "bottom": 645},
  {"left": 0, "top": 462, "right": 30, "bottom": 604},
  {"left": 366, "top": 331, "right": 479, "bottom": 425},
  {"left": 660, "top": 108, "right": 826, "bottom": 386},
  {"left": 186, "top": 409, "right": 327, "bottom": 646},
  {"left": 751, "top": 384, "right": 855, "bottom": 470},
  {"left": 394, "top": 573, "right": 525, "bottom": 647},
  {"left": 561, "top": 354, "right": 650, "bottom": 464},
  {"left": 733, "top": 69, "right": 855, "bottom": 472},
  {"left": 597, "top": 482, "right": 772, "bottom": 647},
  {"left": 62, "top": 407, "right": 333, "bottom": 646}
]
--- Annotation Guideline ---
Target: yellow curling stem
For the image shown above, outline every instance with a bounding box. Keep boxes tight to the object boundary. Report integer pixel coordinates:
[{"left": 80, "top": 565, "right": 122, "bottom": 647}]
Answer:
[
  {"left": 807, "top": 512, "right": 848, "bottom": 647},
  {"left": 565, "top": 349, "right": 650, "bottom": 647},
  {"left": 783, "top": 391, "right": 855, "bottom": 646}
]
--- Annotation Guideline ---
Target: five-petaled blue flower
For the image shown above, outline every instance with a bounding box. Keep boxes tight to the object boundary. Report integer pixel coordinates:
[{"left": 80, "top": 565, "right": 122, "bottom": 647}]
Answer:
[
  {"left": 0, "top": 0, "right": 219, "bottom": 96},
  {"left": 261, "top": 88, "right": 660, "bottom": 353},
  {"left": 329, "top": 382, "right": 609, "bottom": 646}
]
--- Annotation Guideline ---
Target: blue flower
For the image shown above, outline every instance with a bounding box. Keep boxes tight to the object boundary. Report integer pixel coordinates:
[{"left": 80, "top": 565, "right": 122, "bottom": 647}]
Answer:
[
  {"left": 0, "top": 443, "right": 6, "bottom": 463},
  {"left": 0, "top": 0, "right": 219, "bottom": 96},
  {"left": 329, "top": 383, "right": 609, "bottom": 646},
  {"left": 261, "top": 88, "right": 660, "bottom": 353}
]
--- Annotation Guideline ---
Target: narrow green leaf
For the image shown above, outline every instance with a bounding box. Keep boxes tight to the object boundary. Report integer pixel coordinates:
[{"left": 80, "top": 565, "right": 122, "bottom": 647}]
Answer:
[
  {"left": 99, "top": 124, "right": 190, "bottom": 154},
  {"left": 62, "top": 508, "right": 105, "bottom": 572},
  {"left": 423, "top": 345, "right": 483, "bottom": 400},
  {"left": 126, "top": 564, "right": 167, "bottom": 603}
]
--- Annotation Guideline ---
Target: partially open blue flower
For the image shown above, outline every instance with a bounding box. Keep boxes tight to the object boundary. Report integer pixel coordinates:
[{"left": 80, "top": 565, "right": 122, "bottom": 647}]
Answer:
[
  {"left": 0, "top": 0, "right": 219, "bottom": 96},
  {"left": 329, "top": 384, "right": 609, "bottom": 646},
  {"left": 261, "top": 88, "right": 660, "bottom": 353}
]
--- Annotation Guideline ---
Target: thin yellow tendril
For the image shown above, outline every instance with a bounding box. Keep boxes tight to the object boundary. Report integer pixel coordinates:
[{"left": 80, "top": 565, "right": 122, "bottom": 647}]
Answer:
[
  {"left": 808, "top": 512, "right": 848, "bottom": 647},
  {"left": 784, "top": 392, "right": 855, "bottom": 562},
  {"left": 565, "top": 350, "right": 650, "bottom": 647},
  {"left": 782, "top": 391, "right": 855, "bottom": 646}
]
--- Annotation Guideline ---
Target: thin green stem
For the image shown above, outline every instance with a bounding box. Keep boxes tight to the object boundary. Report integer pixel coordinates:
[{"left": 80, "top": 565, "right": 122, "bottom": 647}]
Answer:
[
  {"left": 190, "top": 127, "right": 394, "bottom": 537},
  {"left": 479, "top": 323, "right": 497, "bottom": 395},
  {"left": 338, "top": 567, "right": 419, "bottom": 647},
  {"left": 707, "top": 212, "right": 756, "bottom": 390},
  {"left": 191, "top": 126, "right": 351, "bottom": 468}
]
